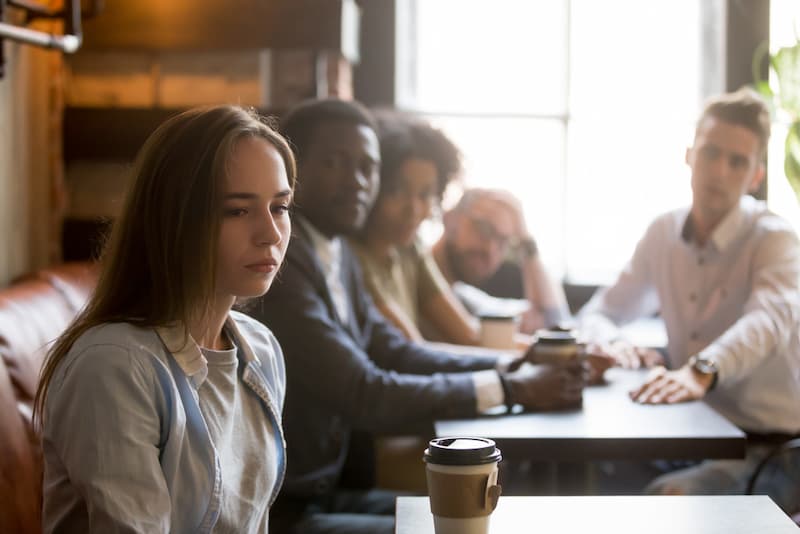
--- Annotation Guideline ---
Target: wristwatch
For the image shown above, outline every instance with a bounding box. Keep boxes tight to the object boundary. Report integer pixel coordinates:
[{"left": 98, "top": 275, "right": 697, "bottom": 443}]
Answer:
[
  {"left": 497, "top": 372, "right": 515, "bottom": 413},
  {"left": 689, "top": 354, "right": 719, "bottom": 391},
  {"left": 515, "top": 237, "right": 539, "bottom": 260}
]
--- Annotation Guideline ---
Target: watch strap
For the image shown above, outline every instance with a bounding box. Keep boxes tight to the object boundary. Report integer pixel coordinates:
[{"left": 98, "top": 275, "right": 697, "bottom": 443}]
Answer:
[
  {"left": 497, "top": 372, "right": 515, "bottom": 413},
  {"left": 516, "top": 237, "right": 538, "bottom": 260},
  {"left": 690, "top": 354, "right": 719, "bottom": 391}
]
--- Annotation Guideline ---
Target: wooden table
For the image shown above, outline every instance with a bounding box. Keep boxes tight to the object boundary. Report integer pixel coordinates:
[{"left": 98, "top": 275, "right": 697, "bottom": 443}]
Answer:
[
  {"left": 396, "top": 496, "right": 799, "bottom": 533},
  {"left": 436, "top": 368, "right": 746, "bottom": 461}
]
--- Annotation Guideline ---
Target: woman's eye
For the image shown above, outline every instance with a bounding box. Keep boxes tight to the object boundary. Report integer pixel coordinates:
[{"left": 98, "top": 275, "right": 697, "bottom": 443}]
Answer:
[
  {"left": 272, "top": 204, "right": 291, "bottom": 215},
  {"left": 225, "top": 208, "right": 248, "bottom": 217}
]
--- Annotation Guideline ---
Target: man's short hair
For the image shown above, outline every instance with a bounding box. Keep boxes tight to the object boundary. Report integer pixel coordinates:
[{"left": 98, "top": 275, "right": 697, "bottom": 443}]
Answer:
[
  {"left": 279, "top": 98, "right": 377, "bottom": 163},
  {"left": 698, "top": 87, "right": 771, "bottom": 159}
]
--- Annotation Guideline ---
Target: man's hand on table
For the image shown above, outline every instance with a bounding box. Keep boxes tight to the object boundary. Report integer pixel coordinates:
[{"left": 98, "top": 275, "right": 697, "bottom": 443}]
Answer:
[
  {"left": 503, "top": 361, "right": 585, "bottom": 411},
  {"left": 583, "top": 340, "right": 663, "bottom": 371},
  {"left": 629, "top": 364, "right": 714, "bottom": 404},
  {"left": 605, "top": 340, "right": 664, "bottom": 369},
  {"left": 580, "top": 341, "right": 653, "bottom": 385}
]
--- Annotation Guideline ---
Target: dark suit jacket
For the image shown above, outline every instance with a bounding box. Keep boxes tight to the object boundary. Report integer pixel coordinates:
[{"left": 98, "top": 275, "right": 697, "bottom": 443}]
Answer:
[{"left": 248, "top": 221, "right": 499, "bottom": 498}]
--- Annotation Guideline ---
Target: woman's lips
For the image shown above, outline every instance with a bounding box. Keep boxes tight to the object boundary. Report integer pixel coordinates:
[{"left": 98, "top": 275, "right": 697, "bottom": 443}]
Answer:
[{"left": 246, "top": 259, "right": 278, "bottom": 273}]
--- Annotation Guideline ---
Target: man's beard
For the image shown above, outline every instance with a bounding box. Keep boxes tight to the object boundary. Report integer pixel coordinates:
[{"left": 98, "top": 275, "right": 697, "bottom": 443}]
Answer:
[{"left": 445, "top": 241, "right": 483, "bottom": 286}]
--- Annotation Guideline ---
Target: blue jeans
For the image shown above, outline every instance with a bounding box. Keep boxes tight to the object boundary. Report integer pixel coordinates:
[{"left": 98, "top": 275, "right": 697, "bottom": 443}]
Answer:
[{"left": 645, "top": 443, "right": 800, "bottom": 513}]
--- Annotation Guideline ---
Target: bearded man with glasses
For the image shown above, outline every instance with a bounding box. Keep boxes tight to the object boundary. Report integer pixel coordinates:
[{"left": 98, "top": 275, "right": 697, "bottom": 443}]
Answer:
[{"left": 432, "top": 188, "right": 570, "bottom": 333}]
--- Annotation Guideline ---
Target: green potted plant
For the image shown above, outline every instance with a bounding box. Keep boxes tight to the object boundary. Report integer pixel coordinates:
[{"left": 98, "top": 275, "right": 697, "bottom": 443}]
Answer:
[{"left": 753, "top": 37, "right": 800, "bottom": 202}]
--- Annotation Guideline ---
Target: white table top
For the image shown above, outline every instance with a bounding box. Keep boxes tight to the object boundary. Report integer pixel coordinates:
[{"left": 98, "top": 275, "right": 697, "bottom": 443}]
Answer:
[{"left": 396, "top": 495, "right": 799, "bottom": 533}]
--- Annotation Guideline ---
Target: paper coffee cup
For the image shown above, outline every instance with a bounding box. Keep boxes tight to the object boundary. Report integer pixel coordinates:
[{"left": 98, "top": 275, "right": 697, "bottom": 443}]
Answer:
[
  {"left": 531, "top": 327, "right": 581, "bottom": 365},
  {"left": 479, "top": 314, "right": 517, "bottom": 350},
  {"left": 423, "top": 437, "right": 502, "bottom": 534}
]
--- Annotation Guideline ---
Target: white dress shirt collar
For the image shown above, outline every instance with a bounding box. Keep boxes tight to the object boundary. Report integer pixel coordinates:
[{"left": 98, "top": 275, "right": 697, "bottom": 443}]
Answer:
[
  {"left": 296, "top": 215, "right": 349, "bottom": 322},
  {"left": 297, "top": 216, "right": 342, "bottom": 271},
  {"left": 682, "top": 195, "right": 756, "bottom": 252}
]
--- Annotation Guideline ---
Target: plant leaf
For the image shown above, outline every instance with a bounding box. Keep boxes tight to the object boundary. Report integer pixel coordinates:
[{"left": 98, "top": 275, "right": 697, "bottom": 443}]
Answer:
[
  {"left": 772, "top": 43, "right": 800, "bottom": 117},
  {"left": 753, "top": 79, "right": 774, "bottom": 100},
  {"left": 785, "top": 121, "right": 800, "bottom": 204}
]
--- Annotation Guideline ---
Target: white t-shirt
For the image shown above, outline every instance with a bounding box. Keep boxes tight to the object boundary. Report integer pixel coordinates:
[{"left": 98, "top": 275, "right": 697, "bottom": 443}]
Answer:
[{"left": 199, "top": 341, "right": 276, "bottom": 533}]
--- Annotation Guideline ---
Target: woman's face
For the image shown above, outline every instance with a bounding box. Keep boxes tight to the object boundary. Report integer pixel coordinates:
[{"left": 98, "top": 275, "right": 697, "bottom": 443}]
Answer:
[
  {"left": 215, "top": 136, "right": 292, "bottom": 302},
  {"left": 372, "top": 157, "right": 438, "bottom": 246}
]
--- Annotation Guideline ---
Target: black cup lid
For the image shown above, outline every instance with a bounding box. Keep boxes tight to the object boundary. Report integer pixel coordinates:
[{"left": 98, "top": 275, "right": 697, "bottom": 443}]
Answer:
[
  {"left": 535, "top": 328, "right": 578, "bottom": 345},
  {"left": 423, "top": 437, "right": 502, "bottom": 465},
  {"left": 478, "top": 313, "right": 517, "bottom": 321}
]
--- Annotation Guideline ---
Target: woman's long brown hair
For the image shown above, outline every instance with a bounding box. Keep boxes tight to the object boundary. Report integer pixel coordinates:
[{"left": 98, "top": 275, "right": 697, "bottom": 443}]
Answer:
[{"left": 33, "top": 105, "right": 296, "bottom": 428}]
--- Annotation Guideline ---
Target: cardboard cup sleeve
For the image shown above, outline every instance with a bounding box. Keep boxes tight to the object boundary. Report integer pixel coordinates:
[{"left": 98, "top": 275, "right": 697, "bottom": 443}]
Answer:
[{"left": 426, "top": 470, "right": 502, "bottom": 518}]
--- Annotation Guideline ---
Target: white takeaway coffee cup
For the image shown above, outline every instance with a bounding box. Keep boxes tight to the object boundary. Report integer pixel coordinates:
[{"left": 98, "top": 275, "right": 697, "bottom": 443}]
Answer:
[
  {"left": 478, "top": 314, "right": 518, "bottom": 350},
  {"left": 423, "top": 437, "right": 503, "bottom": 534}
]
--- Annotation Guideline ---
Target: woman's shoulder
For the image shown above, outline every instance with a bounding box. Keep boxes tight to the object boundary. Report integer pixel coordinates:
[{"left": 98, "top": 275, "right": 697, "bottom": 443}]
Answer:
[
  {"left": 50, "top": 323, "right": 167, "bottom": 402},
  {"left": 69, "top": 322, "right": 161, "bottom": 356}
]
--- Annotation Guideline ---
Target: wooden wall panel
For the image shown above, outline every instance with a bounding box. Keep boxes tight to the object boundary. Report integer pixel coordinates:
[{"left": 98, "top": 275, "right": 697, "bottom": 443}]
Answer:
[{"left": 0, "top": 13, "right": 65, "bottom": 285}]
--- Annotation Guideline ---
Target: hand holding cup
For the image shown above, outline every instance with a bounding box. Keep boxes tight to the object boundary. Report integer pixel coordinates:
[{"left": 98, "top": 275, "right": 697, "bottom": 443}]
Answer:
[{"left": 502, "top": 360, "right": 584, "bottom": 411}]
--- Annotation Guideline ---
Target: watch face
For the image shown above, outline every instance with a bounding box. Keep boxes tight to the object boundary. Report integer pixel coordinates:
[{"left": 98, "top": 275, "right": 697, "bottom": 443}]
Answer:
[
  {"left": 689, "top": 355, "right": 719, "bottom": 391},
  {"left": 693, "top": 356, "right": 718, "bottom": 375}
]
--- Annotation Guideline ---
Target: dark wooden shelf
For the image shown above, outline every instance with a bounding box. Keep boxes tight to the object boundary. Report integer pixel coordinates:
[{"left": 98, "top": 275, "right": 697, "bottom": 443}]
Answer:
[
  {"left": 79, "top": 0, "right": 360, "bottom": 60},
  {"left": 64, "top": 107, "right": 182, "bottom": 162},
  {"left": 63, "top": 106, "right": 282, "bottom": 162}
]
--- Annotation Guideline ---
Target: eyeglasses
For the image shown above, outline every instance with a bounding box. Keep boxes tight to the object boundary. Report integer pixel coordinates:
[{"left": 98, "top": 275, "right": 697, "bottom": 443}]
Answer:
[{"left": 467, "top": 216, "right": 514, "bottom": 248}]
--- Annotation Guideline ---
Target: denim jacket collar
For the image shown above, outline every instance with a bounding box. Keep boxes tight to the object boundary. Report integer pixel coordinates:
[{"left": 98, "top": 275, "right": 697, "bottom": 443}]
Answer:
[{"left": 155, "top": 315, "right": 261, "bottom": 389}]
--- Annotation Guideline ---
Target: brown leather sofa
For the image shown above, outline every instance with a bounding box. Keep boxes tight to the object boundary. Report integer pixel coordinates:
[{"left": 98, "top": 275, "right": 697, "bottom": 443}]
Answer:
[{"left": 0, "top": 262, "right": 97, "bottom": 534}]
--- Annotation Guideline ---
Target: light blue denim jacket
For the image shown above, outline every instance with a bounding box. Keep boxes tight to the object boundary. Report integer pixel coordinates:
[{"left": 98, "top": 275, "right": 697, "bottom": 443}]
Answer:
[{"left": 42, "top": 311, "right": 286, "bottom": 533}]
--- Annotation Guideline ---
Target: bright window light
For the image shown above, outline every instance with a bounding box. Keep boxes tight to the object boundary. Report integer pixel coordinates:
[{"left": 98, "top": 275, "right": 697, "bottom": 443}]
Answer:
[{"left": 401, "top": 0, "right": 704, "bottom": 285}]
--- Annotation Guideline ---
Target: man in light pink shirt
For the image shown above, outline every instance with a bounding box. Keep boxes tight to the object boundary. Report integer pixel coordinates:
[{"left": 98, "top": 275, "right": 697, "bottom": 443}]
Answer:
[{"left": 579, "top": 87, "right": 800, "bottom": 509}]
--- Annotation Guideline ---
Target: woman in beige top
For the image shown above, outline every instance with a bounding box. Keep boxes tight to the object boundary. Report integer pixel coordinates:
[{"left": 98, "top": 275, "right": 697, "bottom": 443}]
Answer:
[{"left": 351, "top": 112, "right": 485, "bottom": 345}]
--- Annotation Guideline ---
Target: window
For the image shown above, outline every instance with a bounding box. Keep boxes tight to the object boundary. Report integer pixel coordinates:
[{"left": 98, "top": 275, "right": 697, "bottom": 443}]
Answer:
[{"left": 398, "top": 1, "right": 711, "bottom": 284}]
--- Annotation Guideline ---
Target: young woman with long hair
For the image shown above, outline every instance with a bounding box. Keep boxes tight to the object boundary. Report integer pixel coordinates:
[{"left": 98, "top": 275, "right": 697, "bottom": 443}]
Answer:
[{"left": 34, "top": 105, "right": 296, "bottom": 533}]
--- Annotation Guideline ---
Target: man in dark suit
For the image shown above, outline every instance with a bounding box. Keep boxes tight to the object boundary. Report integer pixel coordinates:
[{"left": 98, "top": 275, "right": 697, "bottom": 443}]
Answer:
[{"left": 249, "top": 98, "right": 585, "bottom": 534}]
